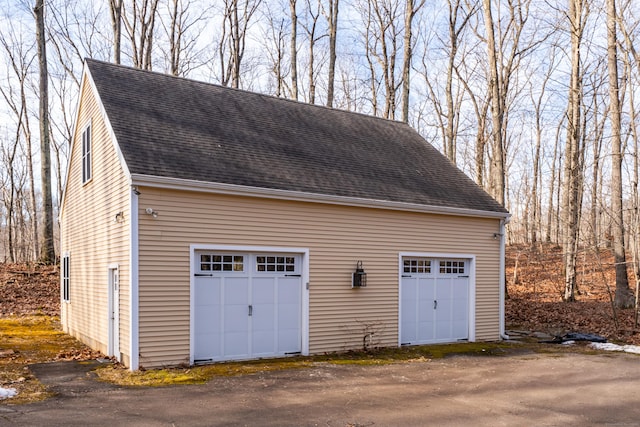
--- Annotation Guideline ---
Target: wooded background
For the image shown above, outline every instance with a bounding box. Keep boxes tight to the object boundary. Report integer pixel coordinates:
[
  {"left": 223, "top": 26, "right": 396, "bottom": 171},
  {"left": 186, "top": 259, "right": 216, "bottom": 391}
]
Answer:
[{"left": 1, "top": 0, "right": 639, "bottom": 307}]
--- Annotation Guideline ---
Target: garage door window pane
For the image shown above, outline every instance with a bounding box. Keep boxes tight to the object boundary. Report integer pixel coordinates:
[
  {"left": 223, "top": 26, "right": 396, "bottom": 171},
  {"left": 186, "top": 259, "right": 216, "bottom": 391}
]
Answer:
[
  {"left": 200, "top": 254, "right": 244, "bottom": 272},
  {"left": 200, "top": 254, "right": 211, "bottom": 270},
  {"left": 403, "top": 258, "right": 431, "bottom": 274},
  {"left": 257, "top": 255, "right": 296, "bottom": 273},
  {"left": 439, "top": 260, "right": 464, "bottom": 274}
]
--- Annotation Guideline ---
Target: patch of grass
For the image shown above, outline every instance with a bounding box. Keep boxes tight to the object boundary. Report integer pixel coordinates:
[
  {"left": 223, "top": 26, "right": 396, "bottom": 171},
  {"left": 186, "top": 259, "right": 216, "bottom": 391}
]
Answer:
[
  {"left": 96, "top": 358, "right": 316, "bottom": 386},
  {"left": 96, "top": 341, "right": 522, "bottom": 387},
  {"left": 0, "top": 316, "right": 83, "bottom": 404}
]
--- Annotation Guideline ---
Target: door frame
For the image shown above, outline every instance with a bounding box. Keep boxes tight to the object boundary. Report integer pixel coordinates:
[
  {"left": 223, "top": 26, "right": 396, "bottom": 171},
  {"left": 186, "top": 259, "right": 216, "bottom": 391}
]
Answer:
[
  {"left": 108, "top": 263, "right": 120, "bottom": 361},
  {"left": 189, "top": 244, "right": 310, "bottom": 365},
  {"left": 398, "top": 252, "right": 476, "bottom": 346}
]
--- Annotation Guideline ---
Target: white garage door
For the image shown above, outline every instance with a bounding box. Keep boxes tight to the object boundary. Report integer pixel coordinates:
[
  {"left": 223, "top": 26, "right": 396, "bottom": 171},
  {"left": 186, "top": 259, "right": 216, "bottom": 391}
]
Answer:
[
  {"left": 194, "top": 252, "right": 303, "bottom": 363},
  {"left": 400, "top": 257, "right": 469, "bottom": 345}
]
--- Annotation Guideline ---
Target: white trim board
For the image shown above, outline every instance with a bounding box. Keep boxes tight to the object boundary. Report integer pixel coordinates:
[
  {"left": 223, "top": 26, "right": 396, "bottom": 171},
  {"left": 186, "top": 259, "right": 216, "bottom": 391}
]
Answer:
[{"left": 133, "top": 174, "right": 510, "bottom": 221}]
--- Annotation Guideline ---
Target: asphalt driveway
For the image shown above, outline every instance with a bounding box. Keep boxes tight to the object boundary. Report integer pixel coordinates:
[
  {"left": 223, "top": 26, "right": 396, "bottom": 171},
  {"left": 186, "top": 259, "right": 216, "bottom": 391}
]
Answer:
[{"left": 2, "top": 351, "right": 639, "bottom": 426}]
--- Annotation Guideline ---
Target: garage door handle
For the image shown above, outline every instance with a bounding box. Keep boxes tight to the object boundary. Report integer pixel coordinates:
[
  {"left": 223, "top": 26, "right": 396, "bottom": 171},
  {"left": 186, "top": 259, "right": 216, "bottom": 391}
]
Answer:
[
  {"left": 248, "top": 305, "right": 253, "bottom": 316},
  {"left": 434, "top": 300, "right": 437, "bottom": 309},
  {"left": 194, "top": 273, "right": 213, "bottom": 277}
]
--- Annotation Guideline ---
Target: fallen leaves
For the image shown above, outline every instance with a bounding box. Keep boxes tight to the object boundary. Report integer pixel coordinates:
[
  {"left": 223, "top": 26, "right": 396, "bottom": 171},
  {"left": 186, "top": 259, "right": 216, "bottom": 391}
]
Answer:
[
  {"left": 506, "top": 244, "right": 640, "bottom": 345},
  {"left": 0, "top": 263, "right": 60, "bottom": 317}
]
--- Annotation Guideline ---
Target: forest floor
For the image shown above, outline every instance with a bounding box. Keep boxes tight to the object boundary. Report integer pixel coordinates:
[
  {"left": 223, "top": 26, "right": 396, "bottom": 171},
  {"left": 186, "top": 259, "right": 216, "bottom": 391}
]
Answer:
[
  {"left": 0, "top": 245, "right": 639, "bottom": 343},
  {"left": 506, "top": 243, "right": 640, "bottom": 345}
]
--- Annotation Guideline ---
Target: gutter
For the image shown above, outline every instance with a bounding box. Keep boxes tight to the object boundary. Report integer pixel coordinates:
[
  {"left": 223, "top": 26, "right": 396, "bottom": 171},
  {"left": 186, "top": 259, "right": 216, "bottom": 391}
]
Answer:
[{"left": 130, "top": 174, "right": 510, "bottom": 221}]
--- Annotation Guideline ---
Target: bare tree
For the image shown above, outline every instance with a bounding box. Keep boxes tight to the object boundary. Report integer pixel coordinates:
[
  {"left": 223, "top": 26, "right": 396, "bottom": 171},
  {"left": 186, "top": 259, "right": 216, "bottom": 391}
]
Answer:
[
  {"left": 528, "top": 45, "right": 559, "bottom": 244},
  {"left": 481, "top": 0, "right": 505, "bottom": 205},
  {"left": 47, "top": 0, "right": 109, "bottom": 87},
  {"left": 0, "top": 27, "right": 38, "bottom": 260},
  {"left": 606, "top": 0, "right": 633, "bottom": 308},
  {"left": 618, "top": 0, "right": 640, "bottom": 315},
  {"left": 289, "top": 0, "right": 299, "bottom": 99},
  {"left": 400, "top": 0, "right": 424, "bottom": 123},
  {"left": 33, "top": 0, "right": 55, "bottom": 263},
  {"left": 323, "top": 0, "right": 338, "bottom": 107},
  {"left": 217, "top": 0, "right": 261, "bottom": 88},
  {"left": 584, "top": 63, "right": 608, "bottom": 249},
  {"left": 419, "top": 0, "right": 477, "bottom": 164},
  {"left": 301, "top": 0, "right": 323, "bottom": 104},
  {"left": 110, "top": 0, "right": 124, "bottom": 64},
  {"left": 358, "top": 0, "right": 404, "bottom": 119},
  {"left": 562, "top": 0, "right": 588, "bottom": 302},
  {"left": 159, "top": 0, "right": 210, "bottom": 76},
  {"left": 262, "top": 8, "right": 288, "bottom": 96},
  {"left": 123, "top": 0, "right": 160, "bottom": 69},
  {"left": 1, "top": 122, "right": 23, "bottom": 262}
]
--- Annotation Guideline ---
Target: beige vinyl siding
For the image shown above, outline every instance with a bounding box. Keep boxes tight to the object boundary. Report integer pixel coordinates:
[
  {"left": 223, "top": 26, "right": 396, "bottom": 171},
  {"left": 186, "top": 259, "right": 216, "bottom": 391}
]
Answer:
[
  {"left": 60, "top": 73, "right": 131, "bottom": 364},
  {"left": 137, "top": 187, "right": 501, "bottom": 368}
]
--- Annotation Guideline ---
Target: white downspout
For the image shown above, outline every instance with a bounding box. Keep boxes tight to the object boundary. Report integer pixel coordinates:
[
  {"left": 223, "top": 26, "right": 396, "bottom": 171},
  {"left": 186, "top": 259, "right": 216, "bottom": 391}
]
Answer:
[
  {"left": 499, "top": 217, "right": 509, "bottom": 340},
  {"left": 129, "top": 186, "right": 140, "bottom": 370}
]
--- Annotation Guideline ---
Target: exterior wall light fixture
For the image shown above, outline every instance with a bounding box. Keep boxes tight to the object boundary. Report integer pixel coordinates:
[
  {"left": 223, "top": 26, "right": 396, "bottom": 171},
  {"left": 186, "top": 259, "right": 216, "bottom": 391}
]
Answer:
[
  {"left": 352, "top": 260, "right": 367, "bottom": 288},
  {"left": 113, "top": 211, "right": 125, "bottom": 223},
  {"left": 145, "top": 208, "right": 159, "bottom": 218}
]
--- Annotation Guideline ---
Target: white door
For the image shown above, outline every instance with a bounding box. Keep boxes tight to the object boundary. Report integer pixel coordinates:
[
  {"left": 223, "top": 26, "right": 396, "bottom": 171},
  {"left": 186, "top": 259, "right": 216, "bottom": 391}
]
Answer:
[
  {"left": 400, "top": 258, "right": 469, "bottom": 345},
  {"left": 194, "top": 253, "right": 302, "bottom": 363},
  {"left": 108, "top": 266, "right": 120, "bottom": 360}
]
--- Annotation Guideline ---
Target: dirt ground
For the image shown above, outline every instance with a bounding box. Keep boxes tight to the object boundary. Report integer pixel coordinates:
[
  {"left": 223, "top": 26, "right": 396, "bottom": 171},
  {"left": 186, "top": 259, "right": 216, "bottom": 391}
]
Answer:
[{"left": 2, "top": 351, "right": 639, "bottom": 426}]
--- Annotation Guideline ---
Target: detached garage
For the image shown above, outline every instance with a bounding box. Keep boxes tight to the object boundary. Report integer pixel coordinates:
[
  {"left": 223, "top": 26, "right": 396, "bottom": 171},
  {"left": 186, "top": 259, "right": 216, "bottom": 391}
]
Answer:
[{"left": 60, "top": 59, "right": 509, "bottom": 370}]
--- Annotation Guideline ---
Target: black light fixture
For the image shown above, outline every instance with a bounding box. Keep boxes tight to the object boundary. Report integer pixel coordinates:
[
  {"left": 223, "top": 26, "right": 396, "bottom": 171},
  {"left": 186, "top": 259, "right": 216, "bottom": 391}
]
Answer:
[{"left": 352, "top": 260, "right": 367, "bottom": 288}]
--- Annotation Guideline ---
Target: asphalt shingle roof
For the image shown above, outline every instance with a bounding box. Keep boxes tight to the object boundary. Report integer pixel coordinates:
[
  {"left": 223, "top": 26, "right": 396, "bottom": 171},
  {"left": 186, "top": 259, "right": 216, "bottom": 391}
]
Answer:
[{"left": 86, "top": 59, "right": 507, "bottom": 214}]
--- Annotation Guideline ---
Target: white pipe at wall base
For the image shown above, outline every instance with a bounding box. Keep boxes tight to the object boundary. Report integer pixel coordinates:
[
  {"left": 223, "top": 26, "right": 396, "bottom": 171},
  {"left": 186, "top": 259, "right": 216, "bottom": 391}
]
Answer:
[{"left": 499, "top": 217, "right": 509, "bottom": 340}]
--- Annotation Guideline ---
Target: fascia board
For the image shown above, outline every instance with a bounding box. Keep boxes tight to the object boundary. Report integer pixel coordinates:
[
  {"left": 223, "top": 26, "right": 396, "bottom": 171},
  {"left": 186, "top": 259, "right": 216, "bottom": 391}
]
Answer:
[{"left": 131, "top": 174, "right": 511, "bottom": 220}]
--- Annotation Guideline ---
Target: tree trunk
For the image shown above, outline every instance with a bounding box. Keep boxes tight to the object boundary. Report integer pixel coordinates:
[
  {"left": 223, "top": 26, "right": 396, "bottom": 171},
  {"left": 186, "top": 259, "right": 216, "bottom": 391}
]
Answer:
[
  {"left": 110, "top": 0, "right": 123, "bottom": 64},
  {"left": 562, "top": 0, "right": 585, "bottom": 302},
  {"left": 24, "top": 120, "right": 38, "bottom": 260},
  {"left": 34, "top": 0, "right": 56, "bottom": 264},
  {"left": 289, "top": 0, "right": 298, "bottom": 100},
  {"left": 325, "top": 0, "right": 338, "bottom": 108},
  {"left": 606, "top": 0, "right": 633, "bottom": 308},
  {"left": 169, "top": 0, "right": 180, "bottom": 75},
  {"left": 400, "top": 0, "right": 420, "bottom": 123},
  {"left": 482, "top": 0, "right": 504, "bottom": 206}
]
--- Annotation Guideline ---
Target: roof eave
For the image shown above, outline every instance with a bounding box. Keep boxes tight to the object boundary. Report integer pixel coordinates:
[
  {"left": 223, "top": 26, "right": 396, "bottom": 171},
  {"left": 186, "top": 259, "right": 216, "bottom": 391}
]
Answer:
[{"left": 130, "top": 174, "right": 510, "bottom": 220}]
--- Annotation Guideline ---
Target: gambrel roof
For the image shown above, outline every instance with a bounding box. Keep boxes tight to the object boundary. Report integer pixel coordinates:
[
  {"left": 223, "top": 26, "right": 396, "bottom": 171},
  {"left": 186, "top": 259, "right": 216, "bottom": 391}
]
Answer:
[{"left": 85, "top": 59, "right": 507, "bottom": 216}]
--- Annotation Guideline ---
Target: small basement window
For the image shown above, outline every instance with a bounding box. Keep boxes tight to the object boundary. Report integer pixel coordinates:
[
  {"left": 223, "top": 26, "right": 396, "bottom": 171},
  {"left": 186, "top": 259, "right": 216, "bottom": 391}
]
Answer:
[
  {"left": 62, "top": 254, "right": 70, "bottom": 302},
  {"left": 81, "top": 122, "right": 92, "bottom": 184}
]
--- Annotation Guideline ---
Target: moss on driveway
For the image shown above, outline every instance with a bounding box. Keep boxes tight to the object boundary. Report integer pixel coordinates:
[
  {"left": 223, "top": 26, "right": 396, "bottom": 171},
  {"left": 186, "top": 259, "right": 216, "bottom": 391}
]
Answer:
[
  {"left": 1, "top": 315, "right": 611, "bottom": 401},
  {"left": 0, "top": 316, "right": 93, "bottom": 404}
]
